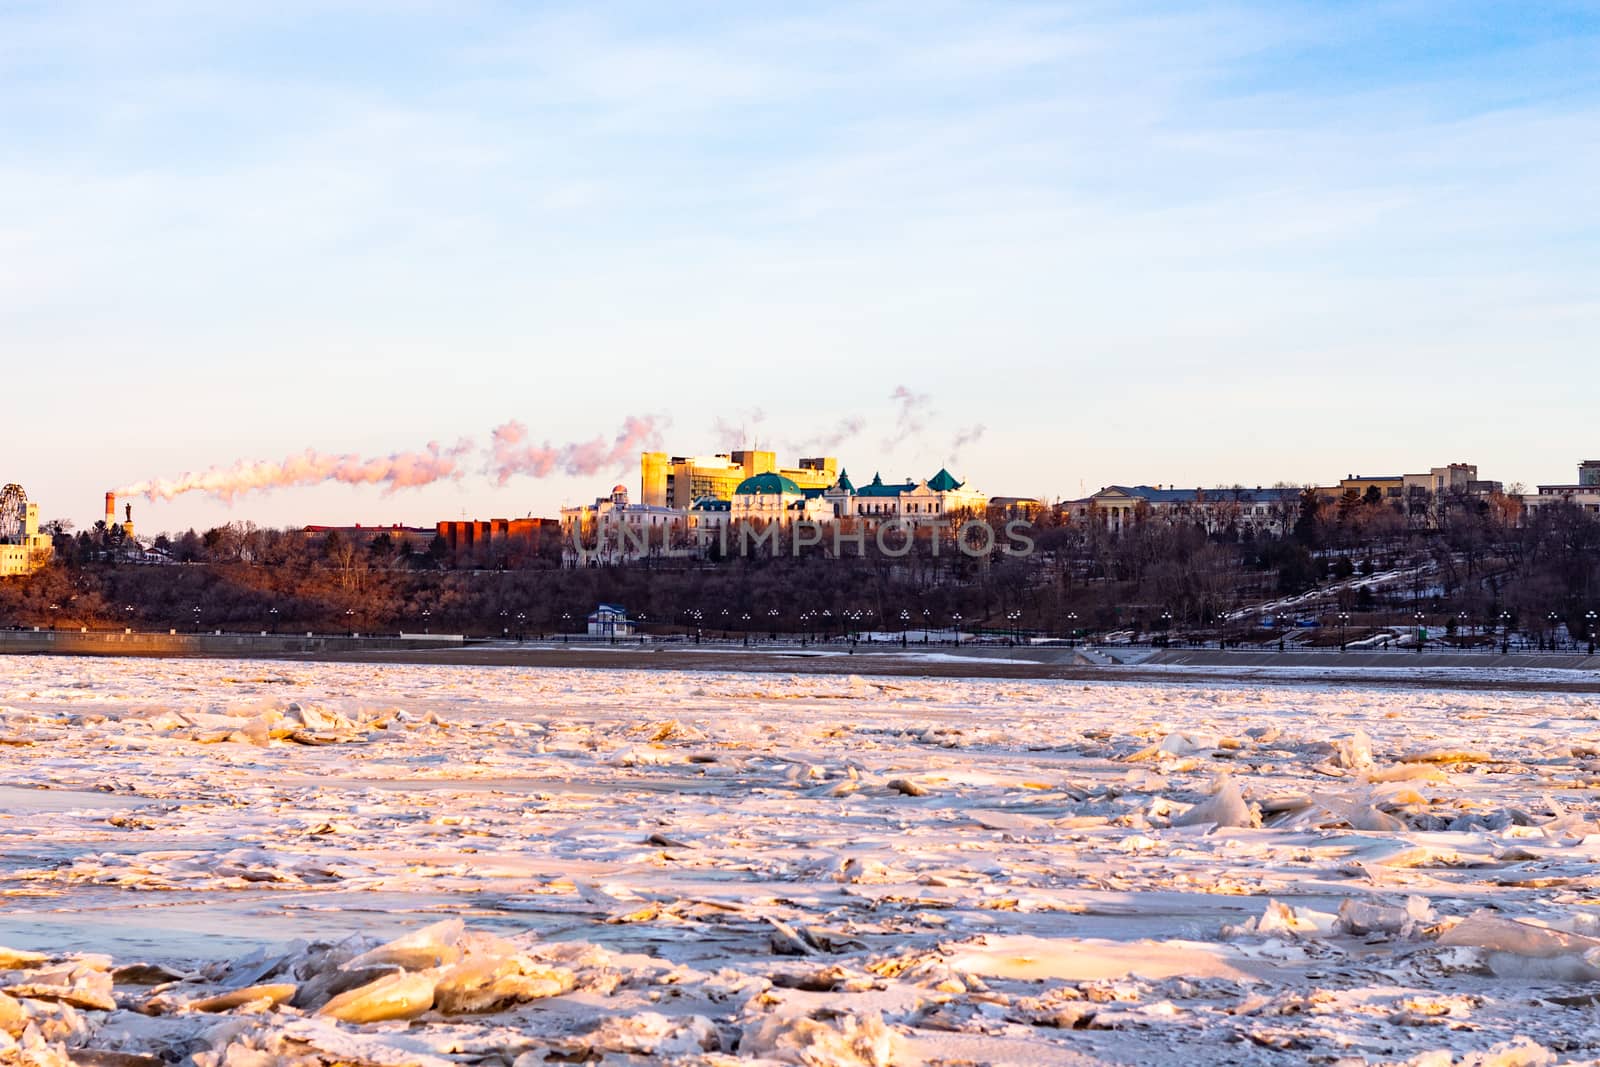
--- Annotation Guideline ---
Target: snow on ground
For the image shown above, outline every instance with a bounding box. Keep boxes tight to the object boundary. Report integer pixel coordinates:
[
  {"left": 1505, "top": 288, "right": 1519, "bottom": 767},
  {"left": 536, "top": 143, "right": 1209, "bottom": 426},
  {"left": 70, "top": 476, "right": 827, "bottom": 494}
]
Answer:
[{"left": 2, "top": 656, "right": 1599, "bottom": 1065}]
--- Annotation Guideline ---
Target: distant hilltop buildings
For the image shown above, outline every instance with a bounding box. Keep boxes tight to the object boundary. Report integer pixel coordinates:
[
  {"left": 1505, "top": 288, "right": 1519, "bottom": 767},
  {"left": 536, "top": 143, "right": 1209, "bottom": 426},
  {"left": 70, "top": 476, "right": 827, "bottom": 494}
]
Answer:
[
  {"left": 560, "top": 454, "right": 1600, "bottom": 566},
  {"left": 561, "top": 450, "right": 1008, "bottom": 566},
  {"left": 1065, "top": 463, "right": 1507, "bottom": 537},
  {"left": 304, "top": 456, "right": 1595, "bottom": 572},
  {"left": 7, "top": 456, "right": 1598, "bottom": 578}
]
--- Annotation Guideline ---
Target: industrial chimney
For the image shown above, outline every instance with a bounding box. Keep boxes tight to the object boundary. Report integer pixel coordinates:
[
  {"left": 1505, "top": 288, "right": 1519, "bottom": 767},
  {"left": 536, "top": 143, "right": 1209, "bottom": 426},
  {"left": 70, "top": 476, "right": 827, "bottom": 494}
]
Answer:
[{"left": 104, "top": 491, "right": 116, "bottom": 531}]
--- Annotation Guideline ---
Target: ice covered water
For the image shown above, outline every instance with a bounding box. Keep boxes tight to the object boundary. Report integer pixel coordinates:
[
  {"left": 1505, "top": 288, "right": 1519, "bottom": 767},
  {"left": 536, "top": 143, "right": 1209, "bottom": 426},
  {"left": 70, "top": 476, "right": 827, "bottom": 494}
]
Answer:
[{"left": 1, "top": 655, "right": 1598, "bottom": 1064}]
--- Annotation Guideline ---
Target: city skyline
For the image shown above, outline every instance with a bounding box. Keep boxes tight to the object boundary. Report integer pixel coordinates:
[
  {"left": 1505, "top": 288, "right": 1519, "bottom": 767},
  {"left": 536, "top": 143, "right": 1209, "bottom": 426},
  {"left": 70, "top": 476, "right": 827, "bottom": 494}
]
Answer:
[
  {"left": 6, "top": 1, "right": 1598, "bottom": 529},
  {"left": 18, "top": 436, "right": 1599, "bottom": 536}
]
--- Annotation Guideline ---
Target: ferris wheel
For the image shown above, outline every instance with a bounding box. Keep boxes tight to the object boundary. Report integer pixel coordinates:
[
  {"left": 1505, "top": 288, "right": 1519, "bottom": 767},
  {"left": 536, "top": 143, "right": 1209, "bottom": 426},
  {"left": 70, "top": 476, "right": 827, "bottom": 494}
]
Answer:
[{"left": 0, "top": 484, "right": 25, "bottom": 545}]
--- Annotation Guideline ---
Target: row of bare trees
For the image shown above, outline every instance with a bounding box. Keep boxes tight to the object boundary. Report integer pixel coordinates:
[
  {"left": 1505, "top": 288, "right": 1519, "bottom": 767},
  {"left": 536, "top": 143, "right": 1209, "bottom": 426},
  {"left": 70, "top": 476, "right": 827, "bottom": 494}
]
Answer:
[{"left": 4, "top": 492, "right": 1596, "bottom": 639}]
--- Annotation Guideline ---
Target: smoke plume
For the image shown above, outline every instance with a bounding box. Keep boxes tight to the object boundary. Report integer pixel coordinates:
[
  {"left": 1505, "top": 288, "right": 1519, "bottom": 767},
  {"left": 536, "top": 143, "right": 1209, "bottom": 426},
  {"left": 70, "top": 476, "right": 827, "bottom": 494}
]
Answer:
[
  {"left": 710, "top": 408, "right": 767, "bottom": 449},
  {"left": 118, "top": 439, "right": 477, "bottom": 503},
  {"left": 789, "top": 415, "right": 865, "bottom": 454},
  {"left": 882, "top": 385, "right": 932, "bottom": 451},
  {"left": 118, "top": 415, "right": 667, "bottom": 503},
  {"left": 947, "top": 423, "right": 986, "bottom": 465},
  {"left": 486, "top": 415, "right": 666, "bottom": 486}
]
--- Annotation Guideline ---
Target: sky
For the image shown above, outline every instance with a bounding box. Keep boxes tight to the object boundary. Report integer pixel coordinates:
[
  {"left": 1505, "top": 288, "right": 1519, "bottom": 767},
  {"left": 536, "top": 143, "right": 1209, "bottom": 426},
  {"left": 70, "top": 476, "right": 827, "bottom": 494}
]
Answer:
[{"left": 3, "top": 0, "right": 1597, "bottom": 533}]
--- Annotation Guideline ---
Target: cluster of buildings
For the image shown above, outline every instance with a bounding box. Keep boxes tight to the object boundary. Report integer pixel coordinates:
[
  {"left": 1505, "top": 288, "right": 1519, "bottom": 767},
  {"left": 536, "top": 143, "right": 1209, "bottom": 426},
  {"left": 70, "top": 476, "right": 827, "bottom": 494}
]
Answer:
[
  {"left": 559, "top": 453, "right": 1600, "bottom": 565},
  {"left": 1063, "top": 463, "right": 1514, "bottom": 536},
  {"left": 561, "top": 451, "right": 1002, "bottom": 565},
  {"left": 1071, "top": 461, "right": 1600, "bottom": 535},
  {"left": 302, "top": 518, "right": 560, "bottom": 559},
  {"left": 640, "top": 450, "right": 841, "bottom": 508}
]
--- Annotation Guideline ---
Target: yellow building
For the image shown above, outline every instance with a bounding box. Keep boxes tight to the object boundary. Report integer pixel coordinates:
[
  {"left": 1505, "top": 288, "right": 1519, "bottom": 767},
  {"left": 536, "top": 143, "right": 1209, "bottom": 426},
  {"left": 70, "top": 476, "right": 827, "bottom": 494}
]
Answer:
[
  {"left": 1316, "top": 464, "right": 1491, "bottom": 507},
  {"left": 641, "top": 450, "right": 838, "bottom": 508},
  {"left": 0, "top": 484, "right": 53, "bottom": 577}
]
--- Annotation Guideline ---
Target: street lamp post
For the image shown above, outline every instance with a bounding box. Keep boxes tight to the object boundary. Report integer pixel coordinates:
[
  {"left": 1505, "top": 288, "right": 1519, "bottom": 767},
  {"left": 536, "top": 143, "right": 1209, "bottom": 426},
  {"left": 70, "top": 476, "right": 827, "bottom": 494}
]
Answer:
[
  {"left": 1588, "top": 610, "right": 1597, "bottom": 656},
  {"left": 192, "top": 605, "right": 201, "bottom": 634},
  {"left": 420, "top": 608, "right": 431, "bottom": 634},
  {"left": 561, "top": 611, "right": 572, "bottom": 643},
  {"left": 1546, "top": 612, "right": 1561, "bottom": 651},
  {"left": 767, "top": 607, "right": 779, "bottom": 641},
  {"left": 268, "top": 606, "right": 279, "bottom": 634},
  {"left": 345, "top": 607, "right": 356, "bottom": 636},
  {"left": 1159, "top": 610, "right": 1173, "bottom": 648},
  {"left": 124, "top": 605, "right": 135, "bottom": 632},
  {"left": 1498, "top": 611, "right": 1511, "bottom": 654},
  {"left": 1006, "top": 609, "right": 1022, "bottom": 645},
  {"left": 1414, "top": 612, "right": 1425, "bottom": 653},
  {"left": 1337, "top": 611, "right": 1350, "bottom": 651},
  {"left": 951, "top": 612, "right": 963, "bottom": 644},
  {"left": 1066, "top": 611, "right": 1079, "bottom": 647}
]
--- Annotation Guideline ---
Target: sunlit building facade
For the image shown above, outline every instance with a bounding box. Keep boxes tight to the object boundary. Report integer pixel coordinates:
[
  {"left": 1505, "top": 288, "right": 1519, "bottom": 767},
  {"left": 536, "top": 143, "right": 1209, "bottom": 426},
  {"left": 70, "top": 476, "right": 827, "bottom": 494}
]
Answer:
[{"left": 0, "top": 486, "right": 53, "bottom": 577}]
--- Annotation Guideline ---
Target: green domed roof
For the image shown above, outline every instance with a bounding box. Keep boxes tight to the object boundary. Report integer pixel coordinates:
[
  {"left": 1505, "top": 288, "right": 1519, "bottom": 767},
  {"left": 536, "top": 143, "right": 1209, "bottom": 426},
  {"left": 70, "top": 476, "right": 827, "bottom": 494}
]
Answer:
[{"left": 735, "top": 472, "right": 802, "bottom": 496}]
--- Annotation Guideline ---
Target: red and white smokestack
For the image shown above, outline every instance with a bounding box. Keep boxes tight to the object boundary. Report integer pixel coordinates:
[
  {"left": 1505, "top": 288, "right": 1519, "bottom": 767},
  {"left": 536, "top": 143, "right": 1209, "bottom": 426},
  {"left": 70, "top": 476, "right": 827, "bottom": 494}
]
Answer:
[{"left": 105, "top": 491, "right": 116, "bottom": 530}]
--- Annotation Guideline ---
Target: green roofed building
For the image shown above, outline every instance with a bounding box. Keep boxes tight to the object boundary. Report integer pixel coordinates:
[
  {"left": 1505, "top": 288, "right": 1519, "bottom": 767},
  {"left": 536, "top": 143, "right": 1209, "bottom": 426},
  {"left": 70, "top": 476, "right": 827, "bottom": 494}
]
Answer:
[
  {"left": 823, "top": 468, "right": 987, "bottom": 524},
  {"left": 733, "top": 472, "right": 803, "bottom": 496}
]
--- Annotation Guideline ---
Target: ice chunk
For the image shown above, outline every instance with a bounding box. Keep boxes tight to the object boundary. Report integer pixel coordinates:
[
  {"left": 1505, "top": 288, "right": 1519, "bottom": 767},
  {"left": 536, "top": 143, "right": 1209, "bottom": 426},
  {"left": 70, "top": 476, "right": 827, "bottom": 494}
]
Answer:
[
  {"left": 1334, "top": 896, "right": 1432, "bottom": 938},
  {"left": 1172, "top": 776, "right": 1259, "bottom": 829},
  {"left": 0, "top": 948, "right": 48, "bottom": 970},
  {"left": 1223, "top": 899, "right": 1335, "bottom": 939},
  {"left": 1157, "top": 732, "right": 1205, "bottom": 755},
  {"left": 572, "top": 1012, "right": 719, "bottom": 1056},
  {"left": 316, "top": 971, "right": 437, "bottom": 1023},
  {"left": 0, "top": 991, "right": 26, "bottom": 1038},
  {"left": 5, "top": 964, "right": 115, "bottom": 1012},
  {"left": 1400, "top": 747, "right": 1493, "bottom": 764},
  {"left": 1414, "top": 1038, "right": 1555, "bottom": 1067},
  {"left": 742, "top": 1010, "right": 900, "bottom": 1067},
  {"left": 1365, "top": 763, "right": 1449, "bottom": 784},
  {"left": 1330, "top": 730, "right": 1373, "bottom": 769},
  {"left": 835, "top": 857, "right": 901, "bottom": 884},
  {"left": 432, "top": 956, "right": 573, "bottom": 1014},
  {"left": 341, "top": 918, "right": 463, "bottom": 972},
  {"left": 1438, "top": 912, "right": 1600, "bottom": 981},
  {"left": 1306, "top": 791, "right": 1407, "bottom": 832},
  {"left": 188, "top": 984, "right": 297, "bottom": 1013}
]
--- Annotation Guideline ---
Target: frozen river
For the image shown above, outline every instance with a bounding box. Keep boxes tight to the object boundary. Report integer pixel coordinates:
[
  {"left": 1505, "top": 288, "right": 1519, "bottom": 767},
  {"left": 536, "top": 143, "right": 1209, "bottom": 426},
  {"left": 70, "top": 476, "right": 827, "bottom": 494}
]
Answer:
[{"left": 1, "top": 655, "right": 1598, "bottom": 1064}]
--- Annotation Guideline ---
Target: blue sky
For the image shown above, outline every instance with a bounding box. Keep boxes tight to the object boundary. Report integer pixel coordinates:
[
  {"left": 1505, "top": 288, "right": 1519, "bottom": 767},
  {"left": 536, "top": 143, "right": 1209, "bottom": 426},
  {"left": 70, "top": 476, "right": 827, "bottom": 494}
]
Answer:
[{"left": 4, "top": 1, "right": 1597, "bottom": 531}]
